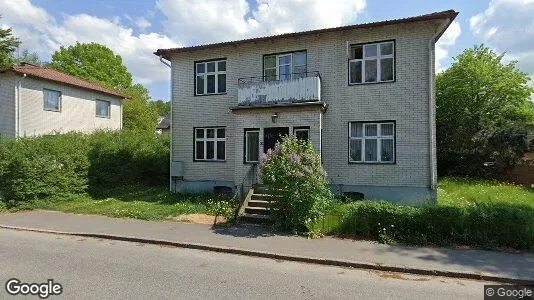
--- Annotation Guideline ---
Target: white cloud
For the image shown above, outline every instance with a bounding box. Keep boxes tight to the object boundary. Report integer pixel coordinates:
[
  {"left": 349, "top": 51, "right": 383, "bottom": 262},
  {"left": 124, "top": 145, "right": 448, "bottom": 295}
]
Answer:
[
  {"left": 435, "top": 21, "right": 461, "bottom": 72},
  {"left": 0, "top": 0, "right": 178, "bottom": 90},
  {"left": 157, "top": 0, "right": 366, "bottom": 45},
  {"left": 470, "top": 0, "right": 534, "bottom": 94},
  {"left": 135, "top": 17, "right": 152, "bottom": 32}
]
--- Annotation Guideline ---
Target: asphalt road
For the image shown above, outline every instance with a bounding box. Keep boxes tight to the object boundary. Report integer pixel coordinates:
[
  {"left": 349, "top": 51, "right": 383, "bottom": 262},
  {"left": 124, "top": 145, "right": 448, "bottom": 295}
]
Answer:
[{"left": 0, "top": 229, "right": 489, "bottom": 299}]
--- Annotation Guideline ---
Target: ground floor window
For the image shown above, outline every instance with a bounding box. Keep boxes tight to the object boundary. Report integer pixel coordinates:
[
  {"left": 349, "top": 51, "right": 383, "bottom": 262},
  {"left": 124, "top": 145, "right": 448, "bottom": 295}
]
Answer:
[
  {"left": 349, "top": 121, "right": 395, "bottom": 163},
  {"left": 244, "top": 129, "right": 260, "bottom": 163},
  {"left": 194, "top": 127, "right": 226, "bottom": 161},
  {"left": 293, "top": 126, "right": 310, "bottom": 141}
]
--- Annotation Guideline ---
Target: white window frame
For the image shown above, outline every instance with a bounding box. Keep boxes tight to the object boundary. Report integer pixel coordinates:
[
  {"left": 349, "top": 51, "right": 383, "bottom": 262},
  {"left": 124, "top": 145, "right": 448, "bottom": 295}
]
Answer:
[
  {"left": 349, "top": 122, "right": 395, "bottom": 163},
  {"left": 245, "top": 129, "right": 260, "bottom": 163},
  {"left": 95, "top": 99, "right": 111, "bottom": 118},
  {"left": 293, "top": 127, "right": 310, "bottom": 141},
  {"left": 43, "top": 88, "right": 61, "bottom": 112},
  {"left": 264, "top": 51, "right": 307, "bottom": 81},
  {"left": 349, "top": 41, "right": 395, "bottom": 84},
  {"left": 195, "top": 59, "right": 226, "bottom": 95},
  {"left": 194, "top": 127, "right": 226, "bottom": 161}
]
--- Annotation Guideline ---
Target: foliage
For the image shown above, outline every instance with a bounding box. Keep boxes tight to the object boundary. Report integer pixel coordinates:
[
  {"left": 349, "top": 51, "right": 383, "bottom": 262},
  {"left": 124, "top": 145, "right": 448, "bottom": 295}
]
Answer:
[
  {"left": 0, "top": 20, "right": 21, "bottom": 69},
  {"left": 87, "top": 130, "right": 169, "bottom": 192},
  {"left": 50, "top": 42, "right": 132, "bottom": 90},
  {"left": 0, "top": 133, "right": 91, "bottom": 207},
  {"left": 310, "top": 178, "right": 534, "bottom": 250},
  {"left": 436, "top": 45, "right": 534, "bottom": 177},
  {"left": 150, "top": 100, "right": 171, "bottom": 117},
  {"left": 260, "top": 136, "right": 332, "bottom": 231},
  {"left": 0, "top": 131, "right": 170, "bottom": 207},
  {"left": 123, "top": 84, "right": 159, "bottom": 132},
  {"left": 27, "top": 185, "right": 234, "bottom": 221},
  {"left": 14, "top": 49, "right": 45, "bottom": 66}
]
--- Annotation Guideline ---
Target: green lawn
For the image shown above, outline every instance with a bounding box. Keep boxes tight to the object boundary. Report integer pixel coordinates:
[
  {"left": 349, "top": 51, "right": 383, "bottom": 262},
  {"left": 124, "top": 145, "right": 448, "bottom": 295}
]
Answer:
[
  {"left": 18, "top": 186, "right": 236, "bottom": 221},
  {"left": 438, "top": 177, "right": 534, "bottom": 210}
]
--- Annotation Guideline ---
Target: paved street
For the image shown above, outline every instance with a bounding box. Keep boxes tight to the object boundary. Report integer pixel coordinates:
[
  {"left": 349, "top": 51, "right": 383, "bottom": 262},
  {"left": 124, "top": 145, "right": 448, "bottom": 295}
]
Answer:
[{"left": 0, "top": 229, "right": 489, "bottom": 299}]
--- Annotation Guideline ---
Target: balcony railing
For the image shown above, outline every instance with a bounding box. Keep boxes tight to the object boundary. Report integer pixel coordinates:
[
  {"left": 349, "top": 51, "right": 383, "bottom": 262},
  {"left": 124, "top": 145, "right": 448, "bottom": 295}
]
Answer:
[{"left": 237, "top": 72, "right": 321, "bottom": 106}]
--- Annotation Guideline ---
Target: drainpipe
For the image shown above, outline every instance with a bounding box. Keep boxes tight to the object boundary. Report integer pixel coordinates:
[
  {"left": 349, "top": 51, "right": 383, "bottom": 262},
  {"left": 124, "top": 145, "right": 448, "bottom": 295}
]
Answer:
[
  {"left": 159, "top": 55, "right": 173, "bottom": 191},
  {"left": 428, "top": 20, "right": 449, "bottom": 190}
]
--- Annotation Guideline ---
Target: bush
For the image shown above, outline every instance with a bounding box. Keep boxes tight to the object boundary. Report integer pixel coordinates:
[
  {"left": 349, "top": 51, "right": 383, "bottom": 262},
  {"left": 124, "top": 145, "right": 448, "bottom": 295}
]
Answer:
[
  {"left": 260, "top": 136, "right": 332, "bottom": 232},
  {"left": 0, "top": 131, "right": 169, "bottom": 207},
  {"left": 87, "top": 130, "right": 169, "bottom": 193},
  {"left": 311, "top": 201, "right": 534, "bottom": 250},
  {"left": 0, "top": 133, "right": 91, "bottom": 207}
]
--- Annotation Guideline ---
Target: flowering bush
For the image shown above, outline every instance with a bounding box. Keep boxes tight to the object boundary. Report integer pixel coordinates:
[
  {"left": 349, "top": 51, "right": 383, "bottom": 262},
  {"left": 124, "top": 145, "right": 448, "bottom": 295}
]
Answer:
[{"left": 260, "top": 135, "right": 332, "bottom": 231}]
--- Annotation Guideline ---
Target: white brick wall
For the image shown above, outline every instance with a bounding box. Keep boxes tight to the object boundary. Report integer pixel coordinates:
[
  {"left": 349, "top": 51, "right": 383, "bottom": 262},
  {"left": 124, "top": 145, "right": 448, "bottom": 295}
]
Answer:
[
  {"left": 0, "top": 73, "right": 16, "bottom": 137},
  {"left": 170, "top": 20, "right": 441, "bottom": 190}
]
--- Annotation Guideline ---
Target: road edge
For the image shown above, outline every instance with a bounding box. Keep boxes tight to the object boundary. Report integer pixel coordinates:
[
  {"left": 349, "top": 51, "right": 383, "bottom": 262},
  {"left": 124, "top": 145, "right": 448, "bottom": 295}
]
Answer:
[{"left": 1, "top": 224, "right": 532, "bottom": 285}]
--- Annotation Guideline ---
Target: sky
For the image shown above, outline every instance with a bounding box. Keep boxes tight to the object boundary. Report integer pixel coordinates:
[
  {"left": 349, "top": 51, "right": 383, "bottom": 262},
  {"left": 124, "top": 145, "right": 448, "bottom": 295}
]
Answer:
[{"left": 1, "top": 0, "right": 533, "bottom": 101}]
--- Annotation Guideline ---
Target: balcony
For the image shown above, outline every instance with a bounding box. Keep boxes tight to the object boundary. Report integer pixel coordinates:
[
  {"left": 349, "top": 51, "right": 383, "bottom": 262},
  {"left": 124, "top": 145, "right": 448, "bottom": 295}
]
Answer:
[{"left": 237, "top": 72, "right": 321, "bottom": 106}]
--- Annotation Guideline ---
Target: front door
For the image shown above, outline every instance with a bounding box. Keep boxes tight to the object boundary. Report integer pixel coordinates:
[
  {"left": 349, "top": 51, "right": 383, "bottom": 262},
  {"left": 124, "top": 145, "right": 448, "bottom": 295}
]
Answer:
[{"left": 263, "top": 127, "right": 289, "bottom": 152}]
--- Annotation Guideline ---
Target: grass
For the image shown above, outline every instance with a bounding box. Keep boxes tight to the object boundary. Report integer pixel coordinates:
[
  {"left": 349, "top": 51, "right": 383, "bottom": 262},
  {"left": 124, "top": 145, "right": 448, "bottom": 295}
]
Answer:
[
  {"left": 438, "top": 177, "right": 534, "bottom": 210},
  {"left": 12, "top": 185, "right": 236, "bottom": 221}
]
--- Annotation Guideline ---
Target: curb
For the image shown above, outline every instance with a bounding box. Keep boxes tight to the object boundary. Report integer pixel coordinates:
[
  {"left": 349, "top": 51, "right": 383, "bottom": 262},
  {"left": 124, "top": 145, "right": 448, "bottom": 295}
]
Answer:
[{"left": 1, "top": 224, "right": 532, "bottom": 285}]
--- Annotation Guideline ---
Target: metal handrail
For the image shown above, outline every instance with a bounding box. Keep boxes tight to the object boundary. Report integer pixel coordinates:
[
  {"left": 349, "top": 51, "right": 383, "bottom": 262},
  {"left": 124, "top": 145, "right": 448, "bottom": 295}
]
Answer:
[
  {"left": 232, "top": 164, "right": 258, "bottom": 221},
  {"left": 238, "top": 71, "right": 320, "bottom": 85}
]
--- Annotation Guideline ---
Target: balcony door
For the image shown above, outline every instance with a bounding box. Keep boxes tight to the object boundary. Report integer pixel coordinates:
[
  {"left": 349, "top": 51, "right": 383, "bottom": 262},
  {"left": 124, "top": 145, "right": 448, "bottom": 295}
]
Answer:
[
  {"left": 263, "top": 127, "right": 289, "bottom": 153},
  {"left": 264, "top": 51, "right": 307, "bottom": 81}
]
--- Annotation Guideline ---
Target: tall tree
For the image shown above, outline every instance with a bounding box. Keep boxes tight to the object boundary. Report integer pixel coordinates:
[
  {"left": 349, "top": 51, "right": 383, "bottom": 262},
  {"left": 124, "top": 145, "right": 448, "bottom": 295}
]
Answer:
[
  {"left": 50, "top": 42, "right": 157, "bottom": 132},
  {"left": 0, "top": 19, "right": 21, "bottom": 69},
  {"left": 50, "top": 42, "right": 132, "bottom": 90},
  {"left": 436, "top": 45, "right": 534, "bottom": 177},
  {"left": 149, "top": 100, "right": 171, "bottom": 117},
  {"left": 14, "top": 49, "right": 45, "bottom": 66}
]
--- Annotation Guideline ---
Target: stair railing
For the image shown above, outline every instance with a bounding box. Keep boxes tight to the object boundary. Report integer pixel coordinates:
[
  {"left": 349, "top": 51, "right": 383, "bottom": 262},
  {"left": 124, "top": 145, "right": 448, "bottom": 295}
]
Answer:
[{"left": 233, "top": 164, "right": 258, "bottom": 221}]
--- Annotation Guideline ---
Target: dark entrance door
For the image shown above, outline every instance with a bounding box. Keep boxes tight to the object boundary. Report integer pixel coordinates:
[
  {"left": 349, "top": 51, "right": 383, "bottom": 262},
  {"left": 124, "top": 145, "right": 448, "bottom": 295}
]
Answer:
[{"left": 263, "top": 127, "right": 289, "bottom": 152}]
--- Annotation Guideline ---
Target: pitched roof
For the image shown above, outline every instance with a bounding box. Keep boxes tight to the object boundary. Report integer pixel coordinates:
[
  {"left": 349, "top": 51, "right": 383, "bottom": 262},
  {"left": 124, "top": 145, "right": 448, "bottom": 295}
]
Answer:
[
  {"left": 9, "top": 63, "right": 126, "bottom": 98},
  {"left": 155, "top": 9, "right": 458, "bottom": 59}
]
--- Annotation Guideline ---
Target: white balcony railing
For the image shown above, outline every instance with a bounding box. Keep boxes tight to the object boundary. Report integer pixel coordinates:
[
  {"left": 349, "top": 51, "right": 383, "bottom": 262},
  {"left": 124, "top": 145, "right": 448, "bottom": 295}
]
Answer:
[{"left": 237, "top": 72, "right": 321, "bottom": 106}]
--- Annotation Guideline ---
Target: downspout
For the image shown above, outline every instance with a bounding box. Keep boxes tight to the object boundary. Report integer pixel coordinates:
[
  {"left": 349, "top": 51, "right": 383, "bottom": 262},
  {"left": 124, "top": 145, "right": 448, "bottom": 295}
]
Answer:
[
  {"left": 159, "top": 55, "right": 172, "bottom": 191},
  {"left": 428, "top": 20, "right": 449, "bottom": 191}
]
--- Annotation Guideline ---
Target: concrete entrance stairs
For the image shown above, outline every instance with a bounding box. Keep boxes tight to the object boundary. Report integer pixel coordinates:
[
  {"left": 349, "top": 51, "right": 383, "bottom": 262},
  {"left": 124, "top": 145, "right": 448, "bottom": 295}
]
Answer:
[{"left": 239, "top": 185, "right": 276, "bottom": 224}]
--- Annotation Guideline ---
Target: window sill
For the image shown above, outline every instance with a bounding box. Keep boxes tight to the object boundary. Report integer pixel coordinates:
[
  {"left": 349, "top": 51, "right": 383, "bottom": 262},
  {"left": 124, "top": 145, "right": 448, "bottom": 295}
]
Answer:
[
  {"left": 96, "top": 115, "right": 111, "bottom": 119},
  {"left": 193, "top": 159, "right": 226, "bottom": 163},
  {"left": 348, "top": 161, "right": 396, "bottom": 165},
  {"left": 243, "top": 161, "right": 259, "bottom": 165},
  {"left": 194, "top": 92, "right": 227, "bottom": 97},
  {"left": 348, "top": 80, "right": 395, "bottom": 86},
  {"left": 44, "top": 108, "right": 61, "bottom": 112}
]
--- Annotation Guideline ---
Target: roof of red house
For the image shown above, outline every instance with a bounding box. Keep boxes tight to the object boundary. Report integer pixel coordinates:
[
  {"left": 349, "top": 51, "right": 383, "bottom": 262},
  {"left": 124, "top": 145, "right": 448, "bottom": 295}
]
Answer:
[
  {"left": 8, "top": 63, "right": 126, "bottom": 98},
  {"left": 154, "top": 9, "right": 458, "bottom": 59}
]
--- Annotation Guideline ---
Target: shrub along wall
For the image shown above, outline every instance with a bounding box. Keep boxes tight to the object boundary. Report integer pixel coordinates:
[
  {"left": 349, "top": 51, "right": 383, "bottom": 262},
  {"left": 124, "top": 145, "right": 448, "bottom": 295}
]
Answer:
[
  {"left": 311, "top": 201, "right": 534, "bottom": 250},
  {"left": 0, "top": 131, "right": 169, "bottom": 207}
]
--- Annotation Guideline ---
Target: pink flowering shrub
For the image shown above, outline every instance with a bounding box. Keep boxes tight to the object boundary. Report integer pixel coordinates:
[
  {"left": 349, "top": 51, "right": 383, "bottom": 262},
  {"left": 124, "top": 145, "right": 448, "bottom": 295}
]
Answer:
[{"left": 259, "top": 135, "right": 332, "bottom": 231}]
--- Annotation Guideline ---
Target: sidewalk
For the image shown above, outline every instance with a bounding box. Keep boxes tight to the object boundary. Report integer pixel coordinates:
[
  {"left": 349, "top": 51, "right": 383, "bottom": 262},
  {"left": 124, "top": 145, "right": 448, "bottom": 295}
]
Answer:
[{"left": 0, "top": 210, "right": 532, "bottom": 283}]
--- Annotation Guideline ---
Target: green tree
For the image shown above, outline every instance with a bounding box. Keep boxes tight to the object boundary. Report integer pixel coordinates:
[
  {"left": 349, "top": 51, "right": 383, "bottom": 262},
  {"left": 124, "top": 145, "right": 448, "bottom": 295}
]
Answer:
[
  {"left": 436, "top": 45, "right": 534, "bottom": 177},
  {"left": 50, "top": 42, "right": 157, "bottom": 132},
  {"left": 0, "top": 20, "right": 21, "bottom": 69},
  {"left": 50, "top": 42, "right": 132, "bottom": 90},
  {"left": 123, "top": 84, "right": 159, "bottom": 132},
  {"left": 14, "top": 49, "right": 45, "bottom": 66},
  {"left": 149, "top": 100, "right": 171, "bottom": 117}
]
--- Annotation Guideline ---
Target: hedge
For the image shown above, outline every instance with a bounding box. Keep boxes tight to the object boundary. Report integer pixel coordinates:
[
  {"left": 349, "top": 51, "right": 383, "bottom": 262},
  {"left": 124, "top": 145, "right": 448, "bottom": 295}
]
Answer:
[
  {"left": 0, "top": 131, "right": 169, "bottom": 207},
  {"left": 311, "top": 201, "right": 534, "bottom": 250}
]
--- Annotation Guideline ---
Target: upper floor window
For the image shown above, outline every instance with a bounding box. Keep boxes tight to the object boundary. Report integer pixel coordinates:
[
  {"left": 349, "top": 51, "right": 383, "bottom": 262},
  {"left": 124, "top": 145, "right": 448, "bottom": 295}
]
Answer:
[
  {"left": 43, "top": 89, "right": 61, "bottom": 112},
  {"left": 349, "top": 121, "right": 395, "bottom": 163},
  {"left": 96, "top": 99, "right": 111, "bottom": 118},
  {"left": 349, "top": 41, "right": 394, "bottom": 84},
  {"left": 264, "top": 51, "right": 307, "bottom": 81},
  {"left": 195, "top": 59, "right": 226, "bottom": 95}
]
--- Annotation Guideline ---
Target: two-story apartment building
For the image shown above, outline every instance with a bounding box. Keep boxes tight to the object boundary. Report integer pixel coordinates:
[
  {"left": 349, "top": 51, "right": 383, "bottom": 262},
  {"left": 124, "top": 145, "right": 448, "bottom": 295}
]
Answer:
[
  {"left": 0, "top": 63, "right": 124, "bottom": 137},
  {"left": 155, "top": 10, "right": 458, "bottom": 205}
]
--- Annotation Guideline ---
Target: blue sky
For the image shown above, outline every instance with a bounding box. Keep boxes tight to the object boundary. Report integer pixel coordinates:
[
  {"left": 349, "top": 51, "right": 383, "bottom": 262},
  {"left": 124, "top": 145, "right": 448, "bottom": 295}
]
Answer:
[{"left": 2, "top": 0, "right": 533, "bottom": 101}]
